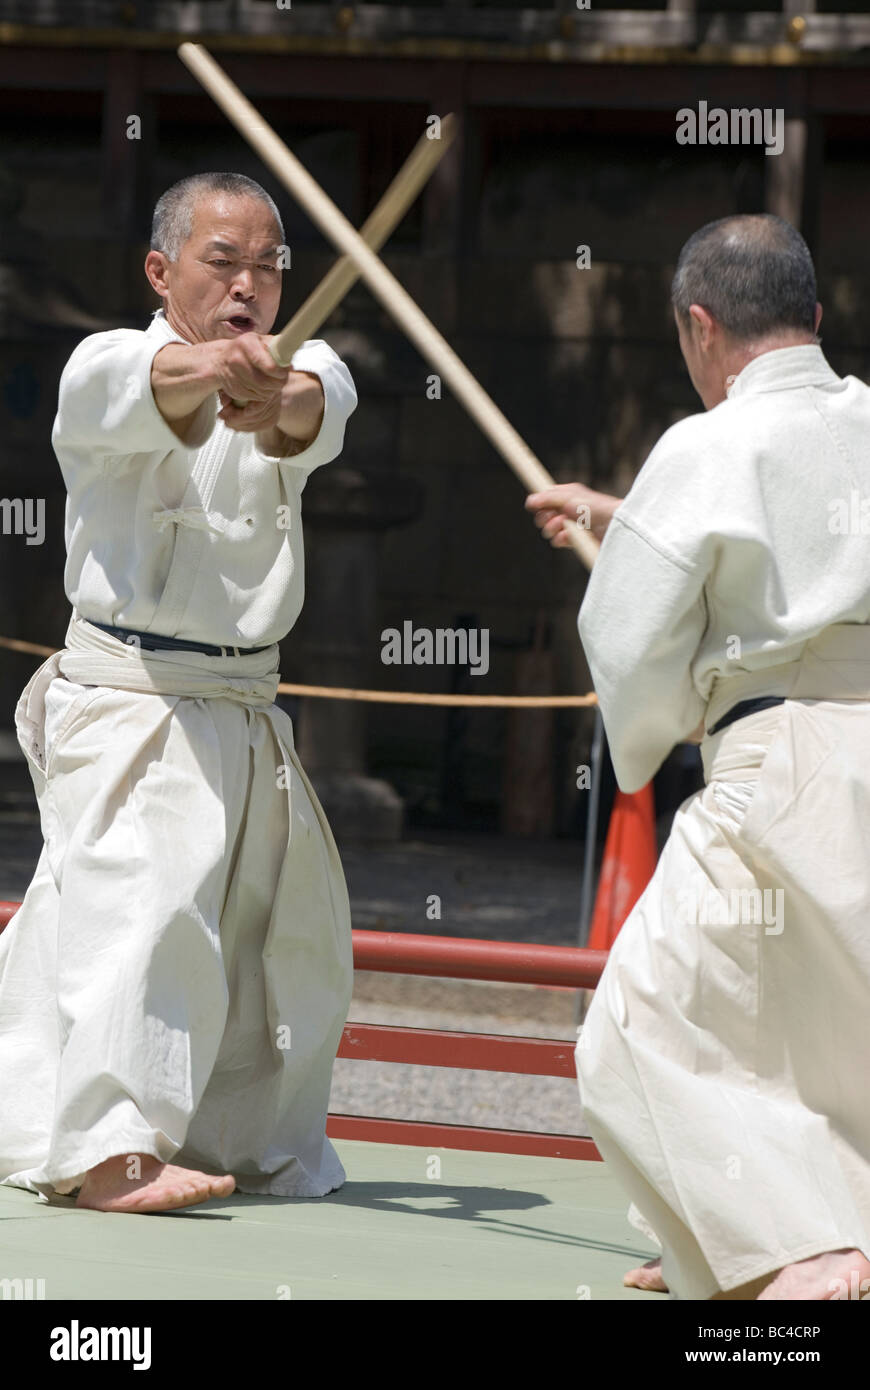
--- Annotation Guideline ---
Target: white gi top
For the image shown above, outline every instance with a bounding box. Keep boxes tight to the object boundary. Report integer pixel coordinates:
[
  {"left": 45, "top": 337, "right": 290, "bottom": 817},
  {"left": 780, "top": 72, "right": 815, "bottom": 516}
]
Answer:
[
  {"left": 579, "top": 344, "right": 870, "bottom": 792},
  {"left": 51, "top": 308, "right": 358, "bottom": 648}
]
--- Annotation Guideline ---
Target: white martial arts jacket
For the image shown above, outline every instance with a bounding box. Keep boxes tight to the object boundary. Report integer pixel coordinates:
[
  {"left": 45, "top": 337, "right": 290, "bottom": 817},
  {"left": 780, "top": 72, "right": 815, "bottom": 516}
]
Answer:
[
  {"left": 51, "top": 308, "right": 357, "bottom": 648},
  {"left": 579, "top": 344, "right": 870, "bottom": 792}
]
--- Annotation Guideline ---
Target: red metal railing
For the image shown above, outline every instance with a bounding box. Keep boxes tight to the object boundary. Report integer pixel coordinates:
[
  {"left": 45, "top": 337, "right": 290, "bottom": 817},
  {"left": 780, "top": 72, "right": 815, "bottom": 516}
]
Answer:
[{"left": 0, "top": 901, "right": 607, "bottom": 1161}]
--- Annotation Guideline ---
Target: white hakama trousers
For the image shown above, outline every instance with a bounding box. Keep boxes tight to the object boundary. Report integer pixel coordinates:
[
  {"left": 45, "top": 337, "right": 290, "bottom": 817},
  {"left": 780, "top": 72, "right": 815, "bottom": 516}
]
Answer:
[
  {"left": 576, "top": 627, "right": 870, "bottom": 1298},
  {"left": 0, "top": 616, "right": 353, "bottom": 1200}
]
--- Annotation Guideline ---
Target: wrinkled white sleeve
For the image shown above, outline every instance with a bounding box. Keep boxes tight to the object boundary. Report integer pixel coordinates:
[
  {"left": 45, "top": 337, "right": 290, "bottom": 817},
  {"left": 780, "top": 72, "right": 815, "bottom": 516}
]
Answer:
[
  {"left": 260, "top": 338, "right": 358, "bottom": 475},
  {"left": 578, "top": 510, "right": 709, "bottom": 794},
  {"left": 52, "top": 328, "right": 217, "bottom": 464}
]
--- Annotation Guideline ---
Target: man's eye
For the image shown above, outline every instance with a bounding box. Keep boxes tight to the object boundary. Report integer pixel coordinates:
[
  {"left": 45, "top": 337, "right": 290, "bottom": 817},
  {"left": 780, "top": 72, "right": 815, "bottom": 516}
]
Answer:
[
  {"left": 210, "top": 259, "right": 232, "bottom": 267},
  {"left": 258, "top": 264, "right": 278, "bottom": 273}
]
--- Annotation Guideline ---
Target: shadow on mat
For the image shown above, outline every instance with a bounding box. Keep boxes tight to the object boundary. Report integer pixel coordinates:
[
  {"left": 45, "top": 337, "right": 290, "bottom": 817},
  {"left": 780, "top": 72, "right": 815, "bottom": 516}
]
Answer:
[{"left": 153, "top": 1183, "right": 652, "bottom": 1257}]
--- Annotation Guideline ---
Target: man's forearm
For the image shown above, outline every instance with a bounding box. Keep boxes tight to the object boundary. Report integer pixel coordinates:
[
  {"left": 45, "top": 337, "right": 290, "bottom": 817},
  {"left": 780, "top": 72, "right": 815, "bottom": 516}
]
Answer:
[
  {"left": 151, "top": 342, "right": 219, "bottom": 426},
  {"left": 277, "top": 372, "right": 324, "bottom": 443},
  {"left": 258, "top": 372, "right": 325, "bottom": 457}
]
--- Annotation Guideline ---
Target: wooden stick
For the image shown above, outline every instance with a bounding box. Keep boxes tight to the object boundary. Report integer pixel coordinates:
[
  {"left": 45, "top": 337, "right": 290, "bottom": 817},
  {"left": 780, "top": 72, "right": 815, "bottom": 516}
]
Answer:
[
  {"left": 178, "top": 42, "right": 599, "bottom": 570},
  {"left": 269, "top": 114, "right": 457, "bottom": 367},
  {"left": 228, "top": 113, "right": 455, "bottom": 404}
]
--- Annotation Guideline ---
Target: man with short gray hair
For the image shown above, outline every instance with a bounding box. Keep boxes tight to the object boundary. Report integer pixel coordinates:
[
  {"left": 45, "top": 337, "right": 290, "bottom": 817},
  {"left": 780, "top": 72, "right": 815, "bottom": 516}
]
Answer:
[
  {"left": 0, "top": 172, "right": 358, "bottom": 1213},
  {"left": 528, "top": 214, "right": 870, "bottom": 1300}
]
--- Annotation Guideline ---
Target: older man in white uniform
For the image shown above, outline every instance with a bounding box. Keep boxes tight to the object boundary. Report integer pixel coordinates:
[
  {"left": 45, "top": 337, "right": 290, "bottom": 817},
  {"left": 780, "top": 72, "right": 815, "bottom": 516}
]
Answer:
[
  {"left": 527, "top": 214, "right": 870, "bottom": 1300},
  {"left": 0, "top": 172, "right": 358, "bottom": 1213}
]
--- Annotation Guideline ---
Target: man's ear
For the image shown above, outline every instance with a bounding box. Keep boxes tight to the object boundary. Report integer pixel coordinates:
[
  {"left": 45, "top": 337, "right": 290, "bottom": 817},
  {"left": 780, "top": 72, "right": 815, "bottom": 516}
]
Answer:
[
  {"left": 814, "top": 301, "right": 823, "bottom": 335},
  {"left": 144, "top": 251, "right": 170, "bottom": 300},
  {"left": 688, "top": 303, "right": 716, "bottom": 348}
]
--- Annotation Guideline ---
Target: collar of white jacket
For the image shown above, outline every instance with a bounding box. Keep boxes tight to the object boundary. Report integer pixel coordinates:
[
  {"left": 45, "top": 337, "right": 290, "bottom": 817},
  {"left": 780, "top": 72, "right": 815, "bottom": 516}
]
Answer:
[{"left": 725, "top": 342, "right": 838, "bottom": 400}]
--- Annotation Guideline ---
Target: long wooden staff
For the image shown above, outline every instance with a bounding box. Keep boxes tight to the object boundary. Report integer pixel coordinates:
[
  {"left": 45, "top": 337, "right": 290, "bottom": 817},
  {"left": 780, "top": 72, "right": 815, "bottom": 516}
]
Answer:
[
  {"left": 179, "top": 42, "right": 599, "bottom": 569},
  {"left": 227, "top": 109, "right": 455, "bottom": 404},
  {"left": 268, "top": 115, "right": 457, "bottom": 366}
]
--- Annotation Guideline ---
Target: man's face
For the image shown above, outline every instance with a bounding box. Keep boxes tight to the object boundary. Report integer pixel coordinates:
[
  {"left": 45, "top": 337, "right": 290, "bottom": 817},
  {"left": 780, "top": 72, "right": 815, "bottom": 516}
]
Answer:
[{"left": 145, "top": 192, "right": 283, "bottom": 344}]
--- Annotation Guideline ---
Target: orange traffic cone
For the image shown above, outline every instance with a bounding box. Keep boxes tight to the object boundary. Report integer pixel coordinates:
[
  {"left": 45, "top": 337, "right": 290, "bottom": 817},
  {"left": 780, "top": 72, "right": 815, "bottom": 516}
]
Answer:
[{"left": 587, "top": 783, "right": 657, "bottom": 951}]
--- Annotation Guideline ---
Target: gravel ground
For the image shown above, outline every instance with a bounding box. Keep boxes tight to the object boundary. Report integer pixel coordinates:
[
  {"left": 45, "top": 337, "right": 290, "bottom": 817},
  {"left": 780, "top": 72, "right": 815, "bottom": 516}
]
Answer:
[
  {"left": 338, "top": 829, "right": 586, "bottom": 945},
  {"left": 331, "top": 971, "right": 592, "bottom": 1137}
]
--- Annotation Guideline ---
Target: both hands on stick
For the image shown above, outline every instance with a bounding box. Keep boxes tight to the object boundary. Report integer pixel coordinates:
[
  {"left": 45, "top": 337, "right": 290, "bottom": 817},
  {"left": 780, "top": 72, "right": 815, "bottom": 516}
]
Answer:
[
  {"left": 213, "top": 331, "right": 291, "bottom": 431},
  {"left": 151, "top": 332, "right": 324, "bottom": 450}
]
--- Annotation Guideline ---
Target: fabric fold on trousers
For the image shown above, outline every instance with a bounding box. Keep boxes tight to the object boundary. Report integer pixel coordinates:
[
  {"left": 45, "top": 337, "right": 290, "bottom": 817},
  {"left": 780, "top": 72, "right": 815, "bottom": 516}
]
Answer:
[
  {"left": 576, "top": 625, "right": 870, "bottom": 1299},
  {"left": 0, "top": 614, "right": 353, "bottom": 1201}
]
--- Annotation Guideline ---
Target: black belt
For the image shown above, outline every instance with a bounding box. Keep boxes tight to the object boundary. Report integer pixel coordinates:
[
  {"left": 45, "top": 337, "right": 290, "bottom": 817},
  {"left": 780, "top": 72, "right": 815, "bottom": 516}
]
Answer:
[
  {"left": 87, "top": 621, "right": 274, "bottom": 658},
  {"left": 706, "top": 696, "right": 787, "bottom": 737}
]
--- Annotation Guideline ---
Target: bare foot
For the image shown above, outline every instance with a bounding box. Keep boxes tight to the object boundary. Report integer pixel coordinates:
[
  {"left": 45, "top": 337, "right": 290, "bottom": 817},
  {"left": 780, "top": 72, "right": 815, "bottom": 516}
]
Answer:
[
  {"left": 76, "top": 1153, "right": 235, "bottom": 1213},
  {"left": 756, "top": 1248, "right": 870, "bottom": 1301},
  {"left": 624, "top": 1256, "right": 668, "bottom": 1292}
]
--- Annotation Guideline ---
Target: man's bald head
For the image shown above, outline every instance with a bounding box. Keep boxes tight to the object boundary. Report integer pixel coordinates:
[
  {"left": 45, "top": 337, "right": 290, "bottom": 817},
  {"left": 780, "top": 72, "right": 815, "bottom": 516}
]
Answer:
[
  {"left": 671, "top": 214, "right": 817, "bottom": 344},
  {"left": 151, "top": 172, "right": 284, "bottom": 262}
]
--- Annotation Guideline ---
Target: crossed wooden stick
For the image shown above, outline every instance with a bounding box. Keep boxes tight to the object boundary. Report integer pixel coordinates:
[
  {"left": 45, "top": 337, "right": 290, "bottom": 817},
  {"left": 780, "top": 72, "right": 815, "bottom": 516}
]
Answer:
[{"left": 179, "top": 43, "right": 599, "bottom": 570}]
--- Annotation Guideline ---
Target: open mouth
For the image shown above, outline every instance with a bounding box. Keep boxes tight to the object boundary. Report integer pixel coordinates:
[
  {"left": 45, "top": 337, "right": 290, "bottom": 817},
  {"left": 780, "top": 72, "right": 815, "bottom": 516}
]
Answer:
[{"left": 225, "top": 314, "right": 256, "bottom": 332}]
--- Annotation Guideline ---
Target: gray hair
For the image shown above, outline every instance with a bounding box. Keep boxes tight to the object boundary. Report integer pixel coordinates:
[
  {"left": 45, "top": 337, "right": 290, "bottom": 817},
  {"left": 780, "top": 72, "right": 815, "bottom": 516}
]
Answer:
[
  {"left": 671, "top": 214, "right": 817, "bottom": 342},
  {"left": 150, "top": 172, "right": 284, "bottom": 261}
]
